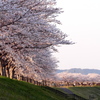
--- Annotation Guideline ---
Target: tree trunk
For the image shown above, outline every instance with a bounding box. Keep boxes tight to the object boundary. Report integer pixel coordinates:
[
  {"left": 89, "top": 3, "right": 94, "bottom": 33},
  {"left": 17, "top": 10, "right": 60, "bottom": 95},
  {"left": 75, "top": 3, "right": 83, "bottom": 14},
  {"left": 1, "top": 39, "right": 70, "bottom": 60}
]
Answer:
[
  {"left": 17, "top": 74, "right": 21, "bottom": 80},
  {"left": 0, "top": 62, "right": 3, "bottom": 76},
  {"left": 6, "top": 67, "right": 10, "bottom": 78},
  {"left": 9, "top": 67, "right": 15, "bottom": 79},
  {"left": 0, "top": 60, "right": 6, "bottom": 76},
  {"left": 3, "top": 67, "right": 6, "bottom": 76}
]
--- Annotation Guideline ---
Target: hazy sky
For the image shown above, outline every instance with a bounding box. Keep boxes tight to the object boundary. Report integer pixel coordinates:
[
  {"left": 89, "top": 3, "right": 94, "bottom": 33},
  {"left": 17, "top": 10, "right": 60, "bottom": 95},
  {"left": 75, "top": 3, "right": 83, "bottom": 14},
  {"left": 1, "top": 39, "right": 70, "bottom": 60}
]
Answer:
[{"left": 54, "top": 0, "right": 100, "bottom": 70}]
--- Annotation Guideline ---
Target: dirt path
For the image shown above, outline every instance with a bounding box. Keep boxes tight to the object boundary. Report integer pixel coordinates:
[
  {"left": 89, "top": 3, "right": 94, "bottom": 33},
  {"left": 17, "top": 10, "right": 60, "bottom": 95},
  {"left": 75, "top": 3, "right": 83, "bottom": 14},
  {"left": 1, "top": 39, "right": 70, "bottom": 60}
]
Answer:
[
  {"left": 60, "top": 88, "right": 88, "bottom": 100},
  {"left": 60, "top": 88, "right": 74, "bottom": 94}
]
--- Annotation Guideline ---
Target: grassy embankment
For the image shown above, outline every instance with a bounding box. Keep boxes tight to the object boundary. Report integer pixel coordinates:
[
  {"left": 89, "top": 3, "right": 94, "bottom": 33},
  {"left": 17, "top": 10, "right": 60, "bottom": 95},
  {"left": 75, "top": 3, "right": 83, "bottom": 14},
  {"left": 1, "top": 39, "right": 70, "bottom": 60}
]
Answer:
[
  {"left": 0, "top": 76, "right": 74, "bottom": 100},
  {"left": 68, "top": 86, "right": 100, "bottom": 100}
]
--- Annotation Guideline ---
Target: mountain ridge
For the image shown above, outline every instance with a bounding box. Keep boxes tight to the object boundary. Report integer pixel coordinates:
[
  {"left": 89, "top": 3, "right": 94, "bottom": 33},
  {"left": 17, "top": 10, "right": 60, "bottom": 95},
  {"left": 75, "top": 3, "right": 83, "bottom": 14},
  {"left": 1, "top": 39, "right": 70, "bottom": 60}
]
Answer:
[{"left": 56, "top": 68, "right": 100, "bottom": 75}]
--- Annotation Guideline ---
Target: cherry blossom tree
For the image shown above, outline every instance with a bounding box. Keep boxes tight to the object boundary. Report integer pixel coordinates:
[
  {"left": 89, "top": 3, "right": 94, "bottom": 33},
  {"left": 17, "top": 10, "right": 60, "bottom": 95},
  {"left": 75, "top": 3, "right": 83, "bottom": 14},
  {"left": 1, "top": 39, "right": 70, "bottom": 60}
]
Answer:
[
  {"left": 56, "top": 72, "right": 100, "bottom": 83},
  {"left": 0, "top": 0, "right": 71, "bottom": 79}
]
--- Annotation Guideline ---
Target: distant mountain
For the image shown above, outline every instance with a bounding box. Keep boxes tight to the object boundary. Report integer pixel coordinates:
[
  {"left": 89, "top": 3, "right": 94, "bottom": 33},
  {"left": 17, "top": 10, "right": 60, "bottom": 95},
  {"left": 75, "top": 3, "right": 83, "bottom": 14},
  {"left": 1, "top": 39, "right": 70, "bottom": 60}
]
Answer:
[
  {"left": 56, "top": 68, "right": 100, "bottom": 75},
  {"left": 56, "top": 69, "right": 67, "bottom": 73}
]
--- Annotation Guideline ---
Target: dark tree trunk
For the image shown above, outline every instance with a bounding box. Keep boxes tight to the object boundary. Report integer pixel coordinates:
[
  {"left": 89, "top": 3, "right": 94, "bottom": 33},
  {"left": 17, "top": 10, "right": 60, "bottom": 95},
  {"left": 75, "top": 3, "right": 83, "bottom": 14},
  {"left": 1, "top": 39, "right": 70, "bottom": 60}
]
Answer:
[{"left": 6, "top": 67, "right": 10, "bottom": 77}]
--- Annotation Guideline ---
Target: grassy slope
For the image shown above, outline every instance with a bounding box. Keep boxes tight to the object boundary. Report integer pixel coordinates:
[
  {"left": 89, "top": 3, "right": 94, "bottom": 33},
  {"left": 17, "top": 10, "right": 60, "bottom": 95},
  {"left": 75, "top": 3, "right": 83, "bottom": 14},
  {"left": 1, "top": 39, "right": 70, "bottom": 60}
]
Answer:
[
  {"left": 68, "top": 86, "right": 100, "bottom": 100},
  {"left": 0, "top": 76, "right": 74, "bottom": 100}
]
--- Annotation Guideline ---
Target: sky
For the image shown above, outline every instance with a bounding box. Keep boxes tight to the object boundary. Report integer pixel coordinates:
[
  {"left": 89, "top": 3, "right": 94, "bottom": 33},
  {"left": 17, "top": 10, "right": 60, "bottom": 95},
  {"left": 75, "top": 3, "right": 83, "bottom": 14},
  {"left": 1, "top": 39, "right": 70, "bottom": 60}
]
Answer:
[{"left": 53, "top": 0, "right": 100, "bottom": 70}]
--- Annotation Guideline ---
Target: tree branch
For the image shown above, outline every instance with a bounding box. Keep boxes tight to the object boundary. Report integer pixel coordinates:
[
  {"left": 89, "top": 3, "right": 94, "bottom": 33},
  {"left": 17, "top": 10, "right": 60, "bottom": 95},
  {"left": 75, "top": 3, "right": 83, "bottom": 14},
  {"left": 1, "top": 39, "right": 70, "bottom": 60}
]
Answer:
[{"left": 0, "top": 1, "right": 42, "bottom": 29}]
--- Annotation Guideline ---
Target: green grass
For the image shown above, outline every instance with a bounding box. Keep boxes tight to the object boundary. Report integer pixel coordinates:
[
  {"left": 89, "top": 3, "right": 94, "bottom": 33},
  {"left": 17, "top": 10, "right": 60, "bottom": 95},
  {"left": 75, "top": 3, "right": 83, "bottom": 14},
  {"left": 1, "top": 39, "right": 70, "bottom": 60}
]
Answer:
[
  {"left": 0, "top": 76, "right": 74, "bottom": 100},
  {"left": 68, "top": 86, "right": 100, "bottom": 100}
]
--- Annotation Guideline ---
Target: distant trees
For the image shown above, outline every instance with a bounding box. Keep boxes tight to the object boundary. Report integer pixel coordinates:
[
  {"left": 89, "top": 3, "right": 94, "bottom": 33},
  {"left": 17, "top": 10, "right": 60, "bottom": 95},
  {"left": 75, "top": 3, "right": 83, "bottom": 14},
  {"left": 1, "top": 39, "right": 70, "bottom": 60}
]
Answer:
[
  {"left": 56, "top": 72, "right": 100, "bottom": 83},
  {"left": 0, "top": 0, "right": 71, "bottom": 79}
]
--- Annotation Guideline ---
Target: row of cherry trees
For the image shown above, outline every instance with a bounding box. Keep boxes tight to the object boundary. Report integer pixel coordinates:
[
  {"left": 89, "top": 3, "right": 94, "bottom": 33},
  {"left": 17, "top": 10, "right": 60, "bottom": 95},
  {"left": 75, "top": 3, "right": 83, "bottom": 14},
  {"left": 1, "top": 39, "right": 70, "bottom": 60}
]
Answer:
[
  {"left": 0, "top": 0, "right": 71, "bottom": 79},
  {"left": 56, "top": 72, "right": 100, "bottom": 83}
]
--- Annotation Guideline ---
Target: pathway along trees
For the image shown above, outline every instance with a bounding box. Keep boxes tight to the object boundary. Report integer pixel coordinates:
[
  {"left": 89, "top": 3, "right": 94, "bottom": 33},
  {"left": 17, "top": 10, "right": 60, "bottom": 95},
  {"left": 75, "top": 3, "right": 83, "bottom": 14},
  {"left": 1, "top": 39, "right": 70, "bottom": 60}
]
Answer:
[{"left": 0, "top": 0, "right": 72, "bottom": 79}]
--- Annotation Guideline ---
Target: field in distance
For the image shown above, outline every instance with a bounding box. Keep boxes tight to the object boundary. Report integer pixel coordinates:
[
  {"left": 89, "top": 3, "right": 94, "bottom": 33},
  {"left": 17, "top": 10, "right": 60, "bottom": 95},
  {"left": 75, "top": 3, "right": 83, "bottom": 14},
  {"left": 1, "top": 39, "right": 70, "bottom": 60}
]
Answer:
[{"left": 68, "top": 86, "right": 100, "bottom": 100}]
